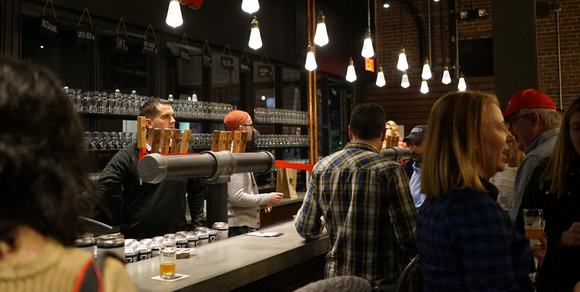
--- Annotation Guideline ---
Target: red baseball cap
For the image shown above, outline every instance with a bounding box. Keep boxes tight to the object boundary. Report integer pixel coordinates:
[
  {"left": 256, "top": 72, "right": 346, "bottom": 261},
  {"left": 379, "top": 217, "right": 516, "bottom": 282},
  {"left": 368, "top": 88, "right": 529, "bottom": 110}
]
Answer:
[{"left": 502, "top": 89, "right": 556, "bottom": 117}]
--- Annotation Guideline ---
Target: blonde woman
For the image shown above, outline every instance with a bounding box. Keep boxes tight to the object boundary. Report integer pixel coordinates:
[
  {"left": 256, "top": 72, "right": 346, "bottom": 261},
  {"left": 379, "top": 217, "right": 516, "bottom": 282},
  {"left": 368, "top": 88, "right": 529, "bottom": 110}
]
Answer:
[
  {"left": 383, "top": 120, "right": 406, "bottom": 148},
  {"left": 518, "top": 96, "right": 580, "bottom": 292},
  {"left": 416, "top": 91, "right": 544, "bottom": 290},
  {"left": 490, "top": 138, "right": 526, "bottom": 212}
]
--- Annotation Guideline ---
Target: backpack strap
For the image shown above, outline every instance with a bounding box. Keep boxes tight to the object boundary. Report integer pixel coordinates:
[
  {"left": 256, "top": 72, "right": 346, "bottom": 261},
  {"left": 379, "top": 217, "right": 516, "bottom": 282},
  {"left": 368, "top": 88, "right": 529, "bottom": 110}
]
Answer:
[{"left": 74, "top": 252, "right": 125, "bottom": 292}]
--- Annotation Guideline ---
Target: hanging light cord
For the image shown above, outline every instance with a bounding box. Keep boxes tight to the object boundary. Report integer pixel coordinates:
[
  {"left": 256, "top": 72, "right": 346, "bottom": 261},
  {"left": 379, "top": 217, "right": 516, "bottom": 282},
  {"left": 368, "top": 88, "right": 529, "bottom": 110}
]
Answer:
[{"left": 367, "top": 0, "right": 371, "bottom": 29}]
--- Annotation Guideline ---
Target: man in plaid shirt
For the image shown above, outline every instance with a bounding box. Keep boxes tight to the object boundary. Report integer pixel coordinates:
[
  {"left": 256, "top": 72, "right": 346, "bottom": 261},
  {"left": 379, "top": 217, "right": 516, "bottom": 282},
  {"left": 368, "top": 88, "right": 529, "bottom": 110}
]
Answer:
[{"left": 294, "top": 104, "right": 417, "bottom": 285}]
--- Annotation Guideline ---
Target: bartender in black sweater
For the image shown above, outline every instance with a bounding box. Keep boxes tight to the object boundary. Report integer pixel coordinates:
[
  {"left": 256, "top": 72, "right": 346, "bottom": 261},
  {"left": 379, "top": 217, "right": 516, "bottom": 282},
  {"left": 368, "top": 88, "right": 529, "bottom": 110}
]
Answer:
[{"left": 97, "top": 98, "right": 205, "bottom": 239}]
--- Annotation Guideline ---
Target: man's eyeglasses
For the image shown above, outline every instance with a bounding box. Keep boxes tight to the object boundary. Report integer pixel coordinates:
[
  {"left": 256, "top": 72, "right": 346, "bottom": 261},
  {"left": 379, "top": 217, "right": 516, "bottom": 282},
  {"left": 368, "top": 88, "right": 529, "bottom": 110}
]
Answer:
[
  {"left": 241, "top": 123, "right": 254, "bottom": 128},
  {"left": 507, "top": 113, "right": 531, "bottom": 128}
]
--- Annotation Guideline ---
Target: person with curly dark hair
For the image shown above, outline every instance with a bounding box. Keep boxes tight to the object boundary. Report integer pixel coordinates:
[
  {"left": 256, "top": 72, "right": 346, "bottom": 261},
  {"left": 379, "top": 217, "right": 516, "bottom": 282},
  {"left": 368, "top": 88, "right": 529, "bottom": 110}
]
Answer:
[{"left": 0, "top": 59, "right": 136, "bottom": 292}]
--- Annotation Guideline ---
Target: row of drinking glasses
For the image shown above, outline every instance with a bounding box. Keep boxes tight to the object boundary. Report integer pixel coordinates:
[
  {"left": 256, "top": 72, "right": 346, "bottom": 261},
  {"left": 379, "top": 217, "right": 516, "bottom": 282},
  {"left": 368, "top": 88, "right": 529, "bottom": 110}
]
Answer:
[
  {"left": 85, "top": 131, "right": 136, "bottom": 150},
  {"left": 189, "top": 133, "right": 214, "bottom": 149},
  {"left": 254, "top": 108, "right": 309, "bottom": 125},
  {"left": 170, "top": 100, "right": 236, "bottom": 120},
  {"left": 255, "top": 135, "right": 309, "bottom": 148},
  {"left": 65, "top": 87, "right": 153, "bottom": 115}
]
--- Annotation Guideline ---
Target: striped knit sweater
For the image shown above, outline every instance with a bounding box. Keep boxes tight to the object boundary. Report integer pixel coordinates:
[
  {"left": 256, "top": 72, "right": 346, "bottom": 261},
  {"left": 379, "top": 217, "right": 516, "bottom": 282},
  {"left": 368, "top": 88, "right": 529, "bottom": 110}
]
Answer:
[
  {"left": 0, "top": 238, "right": 136, "bottom": 292},
  {"left": 227, "top": 172, "right": 271, "bottom": 229}
]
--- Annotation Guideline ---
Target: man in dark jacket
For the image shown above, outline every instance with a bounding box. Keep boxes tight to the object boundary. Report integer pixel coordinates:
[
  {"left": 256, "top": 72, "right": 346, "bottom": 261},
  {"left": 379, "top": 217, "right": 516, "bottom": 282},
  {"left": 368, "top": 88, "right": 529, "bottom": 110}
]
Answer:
[
  {"left": 97, "top": 98, "right": 205, "bottom": 239},
  {"left": 402, "top": 125, "right": 427, "bottom": 210}
]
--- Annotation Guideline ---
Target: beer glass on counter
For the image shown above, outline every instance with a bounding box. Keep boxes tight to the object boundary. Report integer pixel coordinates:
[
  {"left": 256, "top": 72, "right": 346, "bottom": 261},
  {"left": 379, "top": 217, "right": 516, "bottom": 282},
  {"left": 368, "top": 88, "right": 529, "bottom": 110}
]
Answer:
[
  {"left": 523, "top": 208, "right": 544, "bottom": 250},
  {"left": 159, "top": 236, "right": 177, "bottom": 279}
]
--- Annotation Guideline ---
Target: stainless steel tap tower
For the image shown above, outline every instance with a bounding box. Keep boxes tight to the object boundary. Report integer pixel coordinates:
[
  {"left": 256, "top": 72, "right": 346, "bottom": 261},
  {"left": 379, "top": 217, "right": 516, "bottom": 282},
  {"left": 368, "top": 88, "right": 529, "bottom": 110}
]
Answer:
[{"left": 138, "top": 151, "right": 276, "bottom": 228}]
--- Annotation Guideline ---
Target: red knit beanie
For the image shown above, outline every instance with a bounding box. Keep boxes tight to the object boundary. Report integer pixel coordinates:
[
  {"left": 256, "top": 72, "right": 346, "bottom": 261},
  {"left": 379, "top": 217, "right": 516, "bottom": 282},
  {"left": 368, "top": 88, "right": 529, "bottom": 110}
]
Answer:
[{"left": 223, "top": 110, "right": 249, "bottom": 132}]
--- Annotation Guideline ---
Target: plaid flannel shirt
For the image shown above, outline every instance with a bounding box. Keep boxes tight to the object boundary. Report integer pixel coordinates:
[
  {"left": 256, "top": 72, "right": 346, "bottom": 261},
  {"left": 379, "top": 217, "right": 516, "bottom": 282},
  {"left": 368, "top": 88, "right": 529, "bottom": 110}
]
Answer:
[
  {"left": 295, "top": 142, "right": 417, "bottom": 282},
  {"left": 417, "top": 178, "right": 534, "bottom": 291}
]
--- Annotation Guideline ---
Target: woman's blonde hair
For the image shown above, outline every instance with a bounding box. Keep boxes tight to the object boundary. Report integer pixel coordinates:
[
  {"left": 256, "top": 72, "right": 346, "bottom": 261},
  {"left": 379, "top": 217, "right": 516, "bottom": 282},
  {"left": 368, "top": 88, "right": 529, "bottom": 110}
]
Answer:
[
  {"left": 506, "top": 137, "right": 525, "bottom": 167},
  {"left": 421, "top": 91, "right": 499, "bottom": 199},
  {"left": 539, "top": 96, "right": 580, "bottom": 198},
  {"left": 385, "top": 120, "right": 400, "bottom": 136}
]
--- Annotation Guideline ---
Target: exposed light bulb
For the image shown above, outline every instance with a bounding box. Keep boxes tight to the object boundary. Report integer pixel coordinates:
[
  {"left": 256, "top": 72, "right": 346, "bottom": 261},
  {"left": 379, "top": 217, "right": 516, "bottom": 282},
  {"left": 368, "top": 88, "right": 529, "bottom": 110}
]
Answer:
[
  {"left": 261, "top": 95, "right": 266, "bottom": 100},
  {"left": 314, "top": 12, "right": 329, "bottom": 46},
  {"left": 166, "top": 0, "right": 183, "bottom": 28},
  {"left": 401, "top": 71, "right": 410, "bottom": 88},
  {"left": 376, "top": 66, "right": 386, "bottom": 87},
  {"left": 361, "top": 29, "right": 374, "bottom": 58},
  {"left": 434, "top": 0, "right": 440, "bottom": 2},
  {"left": 346, "top": 58, "right": 357, "bottom": 82},
  {"left": 188, "top": 96, "right": 192, "bottom": 101},
  {"left": 191, "top": 91, "right": 198, "bottom": 101},
  {"left": 397, "top": 48, "right": 409, "bottom": 71},
  {"left": 241, "top": 0, "right": 260, "bottom": 14},
  {"left": 168, "top": 94, "right": 174, "bottom": 101},
  {"left": 305, "top": 43, "right": 317, "bottom": 71},
  {"left": 421, "top": 58, "right": 432, "bottom": 80},
  {"left": 248, "top": 16, "right": 262, "bottom": 50},
  {"left": 383, "top": 3, "right": 390, "bottom": 8},
  {"left": 420, "top": 80, "right": 429, "bottom": 94},
  {"left": 442, "top": 67, "right": 451, "bottom": 84},
  {"left": 458, "top": 73, "right": 467, "bottom": 91}
]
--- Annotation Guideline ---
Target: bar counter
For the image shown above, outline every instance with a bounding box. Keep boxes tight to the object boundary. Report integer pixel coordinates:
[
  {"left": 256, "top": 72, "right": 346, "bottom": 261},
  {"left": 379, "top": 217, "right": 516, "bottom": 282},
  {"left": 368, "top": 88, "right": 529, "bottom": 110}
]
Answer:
[{"left": 126, "top": 220, "right": 329, "bottom": 292}]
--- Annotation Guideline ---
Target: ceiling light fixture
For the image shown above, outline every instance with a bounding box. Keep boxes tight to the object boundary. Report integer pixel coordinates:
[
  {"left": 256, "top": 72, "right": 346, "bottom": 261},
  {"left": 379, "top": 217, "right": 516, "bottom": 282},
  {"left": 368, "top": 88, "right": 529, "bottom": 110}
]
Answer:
[
  {"left": 458, "top": 73, "right": 467, "bottom": 91},
  {"left": 442, "top": 67, "right": 451, "bottom": 84},
  {"left": 376, "top": 66, "right": 386, "bottom": 87},
  {"left": 192, "top": 91, "right": 198, "bottom": 101},
  {"left": 420, "top": 80, "right": 429, "bottom": 94},
  {"left": 361, "top": 0, "right": 374, "bottom": 58},
  {"left": 305, "top": 43, "right": 317, "bottom": 71},
  {"left": 346, "top": 58, "right": 357, "bottom": 82},
  {"left": 166, "top": 0, "right": 183, "bottom": 28},
  {"left": 421, "top": 58, "right": 432, "bottom": 80},
  {"left": 314, "top": 11, "right": 329, "bottom": 46},
  {"left": 248, "top": 16, "right": 262, "bottom": 50},
  {"left": 383, "top": 0, "right": 390, "bottom": 8},
  {"left": 397, "top": 48, "right": 409, "bottom": 71},
  {"left": 241, "top": 0, "right": 260, "bottom": 14},
  {"left": 401, "top": 71, "right": 410, "bottom": 88}
]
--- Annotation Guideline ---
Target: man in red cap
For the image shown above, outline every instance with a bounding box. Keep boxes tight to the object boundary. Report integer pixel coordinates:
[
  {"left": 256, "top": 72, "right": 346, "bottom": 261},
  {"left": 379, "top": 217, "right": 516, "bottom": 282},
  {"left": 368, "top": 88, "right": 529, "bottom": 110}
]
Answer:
[
  {"left": 502, "top": 89, "right": 561, "bottom": 221},
  {"left": 223, "top": 110, "right": 284, "bottom": 237}
]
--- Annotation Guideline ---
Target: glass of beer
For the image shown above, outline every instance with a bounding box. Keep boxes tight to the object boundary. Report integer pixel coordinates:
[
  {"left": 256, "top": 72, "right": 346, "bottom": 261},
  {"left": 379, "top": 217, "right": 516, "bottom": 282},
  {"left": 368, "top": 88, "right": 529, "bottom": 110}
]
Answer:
[
  {"left": 523, "top": 208, "right": 544, "bottom": 250},
  {"left": 159, "top": 241, "right": 176, "bottom": 279}
]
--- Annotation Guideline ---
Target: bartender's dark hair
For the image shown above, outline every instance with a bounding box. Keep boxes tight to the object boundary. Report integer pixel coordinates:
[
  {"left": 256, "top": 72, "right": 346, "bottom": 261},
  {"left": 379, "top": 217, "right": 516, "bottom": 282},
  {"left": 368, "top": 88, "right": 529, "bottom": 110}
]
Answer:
[
  {"left": 350, "top": 103, "right": 386, "bottom": 140},
  {"left": 0, "top": 59, "right": 97, "bottom": 255},
  {"left": 139, "top": 98, "right": 170, "bottom": 118}
]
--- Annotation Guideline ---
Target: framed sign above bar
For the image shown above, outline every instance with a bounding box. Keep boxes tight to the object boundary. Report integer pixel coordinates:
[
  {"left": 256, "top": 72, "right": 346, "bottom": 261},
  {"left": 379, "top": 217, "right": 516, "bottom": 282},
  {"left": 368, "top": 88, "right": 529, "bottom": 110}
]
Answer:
[
  {"left": 258, "top": 53, "right": 272, "bottom": 77},
  {"left": 221, "top": 43, "right": 234, "bottom": 71},
  {"left": 115, "top": 17, "right": 129, "bottom": 54},
  {"left": 180, "top": 33, "right": 191, "bottom": 64},
  {"left": 40, "top": 0, "right": 59, "bottom": 36},
  {"left": 240, "top": 49, "right": 251, "bottom": 75},
  {"left": 76, "top": 7, "right": 95, "bottom": 45},
  {"left": 202, "top": 39, "right": 212, "bottom": 68},
  {"left": 142, "top": 24, "right": 158, "bottom": 57}
]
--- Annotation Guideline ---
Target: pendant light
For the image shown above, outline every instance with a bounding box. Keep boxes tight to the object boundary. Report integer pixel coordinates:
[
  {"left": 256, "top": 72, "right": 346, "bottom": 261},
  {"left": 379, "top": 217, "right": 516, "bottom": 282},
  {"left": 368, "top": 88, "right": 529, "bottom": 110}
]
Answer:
[
  {"left": 361, "top": 29, "right": 374, "bottom": 58},
  {"left": 166, "top": 0, "right": 183, "bottom": 28},
  {"left": 241, "top": 0, "right": 260, "bottom": 14},
  {"left": 397, "top": 48, "right": 409, "bottom": 71},
  {"left": 401, "top": 71, "right": 410, "bottom": 88},
  {"left": 305, "top": 43, "right": 317, "bottom": 71},
  {"left": 248, "top": 16, "right": 262, "bottom": 50},
  {"left": 314, "top": 11, "right": 329, "bottom": 46},
  {"left": 421, "top": 58, "right": 432, "bottom": 80},
  {"left": 346, "top": 58, "right": 357, "bottom": 82},
  {"left": 191, "top": 91, "right": 198, "bottom": 101},
  {"left": 361, "top": 0, "right": 374, "bottom": 58},
  {"left": 458, "top": 73, "right": 467, "bottom": 91},
  {"left": 420, "top": 80, "right": 429, "bottom": 94},
  {"left": 442, "top": 67, "right": 451, "bottom": 84},
  {"left": 376, "top": 66, "right": 386, "bottom": 87}
]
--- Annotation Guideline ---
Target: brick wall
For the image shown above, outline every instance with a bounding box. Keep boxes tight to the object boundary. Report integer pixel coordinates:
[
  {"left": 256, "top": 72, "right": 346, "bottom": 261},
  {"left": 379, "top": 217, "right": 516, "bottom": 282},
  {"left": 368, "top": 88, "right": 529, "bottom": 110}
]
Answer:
[
  {"left": 372, "top": 0, "right": 580, "bottom": 132},
  {"left": 537, "top": 0, "right": 580, "bottom": 110}
]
